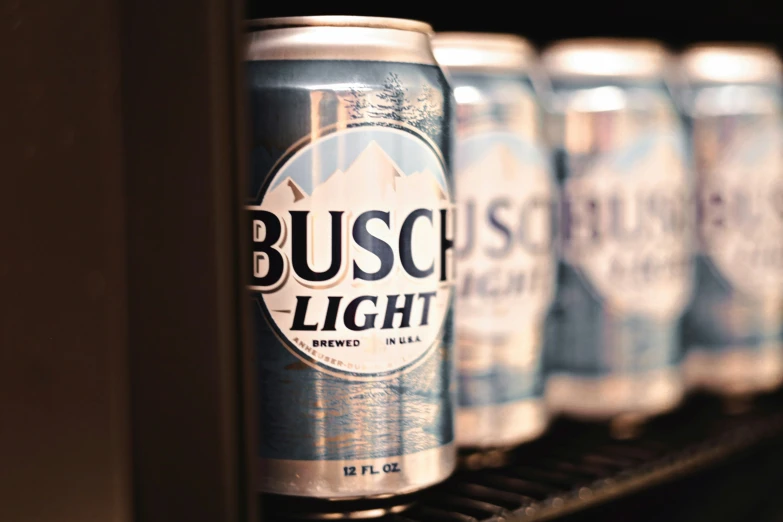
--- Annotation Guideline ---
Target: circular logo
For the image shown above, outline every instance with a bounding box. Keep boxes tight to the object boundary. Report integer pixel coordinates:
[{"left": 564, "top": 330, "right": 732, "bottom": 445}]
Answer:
[
  {"left": 248, "top": 126, "right": 455, "bottom": 378},
  {"left": 562, "top": 131, "right": 694, "bottom": 319},
  {"left": 700, "top": 123, "right": 783, "bottom": 302},
  {"left": 454, "top": 132, "right": 557, "bottom": 335}
]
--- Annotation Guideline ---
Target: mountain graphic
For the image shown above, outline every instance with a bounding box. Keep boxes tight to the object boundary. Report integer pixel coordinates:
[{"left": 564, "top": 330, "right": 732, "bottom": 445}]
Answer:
[
  {"left": 286, "top": 179, "right": 306, "bottom": 202},
  {"left": 407, "top": 169, "right": 448, "bottom": 201},
  {"left": 461, "top": 143, "right": 528, "bottom": 184},
  {"left": 265, "top": 140, "right": 438, "bottom": 205},
  {"left": 343, "top": 141, "right": 403, "bottom": 191},
  {"left": 494, "top": 145, "right": 523, "bottom": 180},
  {"left": 263, "top": 176, "right": 308, "bottom": 208}
]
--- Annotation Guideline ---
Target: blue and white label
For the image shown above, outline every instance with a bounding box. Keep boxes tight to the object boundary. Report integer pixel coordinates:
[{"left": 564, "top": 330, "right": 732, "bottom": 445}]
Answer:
[
  {"left": 454, "top": 131, "right": 556, "bottom": 408},
  {"left": 249, "top": 126, "right": 455, "bottom": 379},
  {"left": 698, "top": 123, "right": 783, "bottom": 301},
  {"left": 683, "top": 118, "right": 783, "bottom": 392},
  {"left": 561, "top": 131, "right": 694, "bottom": 319},
  {"left": 248, "top": 60, "right": 456, "bottom": 495},
  {"left": 546, "top": 126, "right": 693, "bottom": 416},
  {"left": 455, "top": 132, "right": 557, "bottom": 334}
]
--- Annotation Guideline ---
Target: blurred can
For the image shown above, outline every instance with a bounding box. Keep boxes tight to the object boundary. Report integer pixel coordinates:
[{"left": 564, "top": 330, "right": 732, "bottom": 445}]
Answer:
[
  {"left": 246, "top": 16, "right": 456, "bottom": 509},
  {"left": 541, "top": 39, "right": 695, "bottom": 422},
  {"left": 431, "top": 33, "right": 556, "bottom": 451},
  {"left": 678, "top": 44, "right": 783, "bottom": 397}
]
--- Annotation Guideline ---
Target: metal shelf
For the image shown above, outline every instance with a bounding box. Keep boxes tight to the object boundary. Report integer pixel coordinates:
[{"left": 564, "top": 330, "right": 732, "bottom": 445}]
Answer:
[
  {"left": 264, "top": 390, "right": 783, "bottom": 521},
  {"left": 391, "top": 392, "right": 783, "bottom": 522}
]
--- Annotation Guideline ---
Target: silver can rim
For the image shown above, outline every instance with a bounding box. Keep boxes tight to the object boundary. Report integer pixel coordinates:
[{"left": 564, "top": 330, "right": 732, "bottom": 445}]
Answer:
[
  {"left": 680, "top": 42, "right": 782, "bottom": 83},
  {"left": 246, "top": 16, "right": 434, "bottom": 35},
  {"left": 432, "top": 32, "right": 536, "bottom": 71},
  {"left": 683, "top": 41, "right": 779, "bottom": 56},
  {"left": 433, "top": 31, "right": 533, "bottom": 49},
  {"left": 541, "top": 37, "right": 671, "bottom": 79}
]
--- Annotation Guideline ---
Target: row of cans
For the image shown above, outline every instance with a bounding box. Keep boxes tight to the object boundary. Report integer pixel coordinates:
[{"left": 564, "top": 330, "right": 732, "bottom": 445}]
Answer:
[{"left": 246, "top": 15, "right": 783, "bottom": 508}]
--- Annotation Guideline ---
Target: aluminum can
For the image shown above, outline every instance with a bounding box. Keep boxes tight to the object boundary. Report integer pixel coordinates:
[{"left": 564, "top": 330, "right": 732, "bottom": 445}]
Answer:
[
  {"left": 541, "top": 39, "right": 695, "bottom": 421},
  {"left": 246, "top": 16, "right": 456, "bottom": 500},
  {"left": 677, "top": 44, "right": 783, "bottom": 396},
  {"left": 431, "top": 33, "right": 556, "bottom": 449}
]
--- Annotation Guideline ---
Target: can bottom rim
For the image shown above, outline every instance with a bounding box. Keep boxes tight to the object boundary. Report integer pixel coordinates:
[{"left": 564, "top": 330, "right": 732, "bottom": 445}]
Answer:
[{"left": 263, "top": 491, "right": 420, "bottom": 520}]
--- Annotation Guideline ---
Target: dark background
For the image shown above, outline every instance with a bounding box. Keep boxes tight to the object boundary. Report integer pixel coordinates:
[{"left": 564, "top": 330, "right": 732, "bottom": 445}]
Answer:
[
  {"left": 248, "top": 0, "right": 783, "bottom": 50},
  {"left": 556, "top": 436, "right": 783, "bottom": 522}
]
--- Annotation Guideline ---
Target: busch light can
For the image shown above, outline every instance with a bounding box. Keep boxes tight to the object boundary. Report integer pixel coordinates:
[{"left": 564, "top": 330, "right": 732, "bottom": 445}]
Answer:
[
  {"left": 431, "top": 33, "right": 556, "bottom": 451},
  {"left": 678, "top": 44, "right": 783, "bottom": 396},
  {"left": 246, "top": 16, "right": 457, "bottom": 505},
  {"left": 541, "top": 40, "right": 695, "bottom": 422}
]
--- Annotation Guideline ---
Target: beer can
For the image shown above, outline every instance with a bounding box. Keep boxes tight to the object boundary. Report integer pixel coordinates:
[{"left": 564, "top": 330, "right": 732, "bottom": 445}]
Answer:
[
  {"left": 245, "top": 16, "right": 457, "bottom": 505},
  {"left": 678, "top": 44, "right": 783, "bottom": 396},
  {"left": 431, "top": 33, "right": 556, "bottom": 450},
  {"left": 541, "top": 39, "right": 695, "bottom": 421}
]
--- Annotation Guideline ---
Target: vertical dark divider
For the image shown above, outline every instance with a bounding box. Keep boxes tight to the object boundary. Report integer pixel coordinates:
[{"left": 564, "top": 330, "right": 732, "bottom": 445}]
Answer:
[
  {"left": 0, "top": 1, "right": 132, "bottom": 522},
  {"left": 232, "top": 1, "right": 260, "bottom": 521},
  {"left": 121, "top": 0, "right": 255, "bottom": 520}
]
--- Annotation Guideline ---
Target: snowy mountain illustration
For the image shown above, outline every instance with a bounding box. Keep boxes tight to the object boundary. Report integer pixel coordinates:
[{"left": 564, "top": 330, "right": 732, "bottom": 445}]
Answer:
[
  {"left": 496, "top": 145, "right": 525, "bottom": 180},
  {"left": 262, "top": 176, "right": 308, "bottom": 209},
  {"left": 401, "top": 169, "right": 449, "bottom": 202},
  {"left": 333, "top": 140, "right": 404, "bottom": 190},
  {"left": 461, "top": 143, "right": 537, "bottom": 185},
  {"left": 264, "top": 140, "right": 446, "bottom": 208}
]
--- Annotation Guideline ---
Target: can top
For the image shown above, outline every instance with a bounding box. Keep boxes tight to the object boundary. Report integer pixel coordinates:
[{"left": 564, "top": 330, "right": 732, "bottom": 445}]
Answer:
[
  {"left": 246, "top": 16, "right": 436, "bottom": 63},
  {"left": 247, "top": 15, "right": 433, "bottom": 35},
  {"left": 541, "top": 38, "right": 670, "bottom": 80},
  {"left": 679, "top": 43, "right": 782, "bottom": 84},
  {"left": 431, "top": 32, "right": 535, "bottom": 71}
]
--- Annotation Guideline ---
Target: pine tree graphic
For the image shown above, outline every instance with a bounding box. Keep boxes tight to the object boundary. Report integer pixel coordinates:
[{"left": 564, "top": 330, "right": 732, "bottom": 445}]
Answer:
[
  {"left": 369, "top": 73, "right": 414, "bottom": 122},
  {"left": 340, "top": 73, "right": 442, "bottom": 138},
  {"left": 411, "top": 84, "right": 441, "bottom": 136},
  {"left": 344, "top": 86, "right": 370, "bottom": 120}
]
